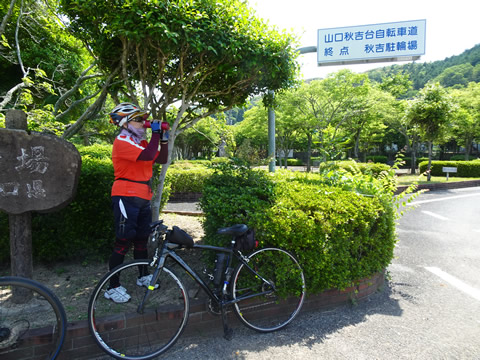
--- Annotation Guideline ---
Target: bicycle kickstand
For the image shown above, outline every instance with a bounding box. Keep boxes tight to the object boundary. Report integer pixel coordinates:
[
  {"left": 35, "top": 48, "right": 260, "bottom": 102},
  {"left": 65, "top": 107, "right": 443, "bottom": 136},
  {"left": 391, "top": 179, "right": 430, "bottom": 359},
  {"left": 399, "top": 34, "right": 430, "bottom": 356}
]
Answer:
[{"left": 221, "top": 304, "right": 234, "bottom": 341}]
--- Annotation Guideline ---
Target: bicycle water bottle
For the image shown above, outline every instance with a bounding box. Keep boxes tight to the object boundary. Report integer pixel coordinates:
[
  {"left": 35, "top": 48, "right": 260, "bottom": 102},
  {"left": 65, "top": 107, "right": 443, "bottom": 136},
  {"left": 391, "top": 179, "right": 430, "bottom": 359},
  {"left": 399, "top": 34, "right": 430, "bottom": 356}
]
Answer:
[{"left": 213, "top": 253, "right": 227, "bottom": 286}]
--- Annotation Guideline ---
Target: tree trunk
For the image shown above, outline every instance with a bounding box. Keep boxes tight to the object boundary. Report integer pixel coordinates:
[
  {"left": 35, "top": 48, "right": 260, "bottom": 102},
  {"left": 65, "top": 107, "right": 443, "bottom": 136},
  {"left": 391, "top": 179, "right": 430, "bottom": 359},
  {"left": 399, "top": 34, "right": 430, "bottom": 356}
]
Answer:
[
  {"left": 427, "top": 141, "right": 433, "bottom": 181},
  {"left": 465, "top": 139, "right": 472, "bottom": 161},
  {"left": 410, "top": 141, "right": 417, "bottom": 174},
  {"left": 354, "top": 132, "right": 360, "bottom": 160},
  {"left": 306, "top": 134, "right": 312, "bottom": 172},
  {"left": 151, "top": 141, "right": 173, "bottom": 221}
]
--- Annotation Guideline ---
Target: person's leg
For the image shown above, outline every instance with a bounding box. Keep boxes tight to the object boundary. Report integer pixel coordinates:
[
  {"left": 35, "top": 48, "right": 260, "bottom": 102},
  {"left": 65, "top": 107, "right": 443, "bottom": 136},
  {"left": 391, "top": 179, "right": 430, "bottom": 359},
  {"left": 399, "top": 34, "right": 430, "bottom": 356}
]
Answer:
[
  {"left": 108, "top": 196, "right": 140, "bottom": 288},
  {"left": 133, "top": 199, "right": 152, "bottom": 278}
]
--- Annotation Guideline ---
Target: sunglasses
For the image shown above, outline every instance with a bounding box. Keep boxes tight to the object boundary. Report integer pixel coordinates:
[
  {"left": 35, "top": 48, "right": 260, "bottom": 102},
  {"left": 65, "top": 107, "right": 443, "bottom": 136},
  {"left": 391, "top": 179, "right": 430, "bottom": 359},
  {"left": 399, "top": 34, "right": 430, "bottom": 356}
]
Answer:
[{"left": 132, "top": 117, "right": 145, "bottom": 123}]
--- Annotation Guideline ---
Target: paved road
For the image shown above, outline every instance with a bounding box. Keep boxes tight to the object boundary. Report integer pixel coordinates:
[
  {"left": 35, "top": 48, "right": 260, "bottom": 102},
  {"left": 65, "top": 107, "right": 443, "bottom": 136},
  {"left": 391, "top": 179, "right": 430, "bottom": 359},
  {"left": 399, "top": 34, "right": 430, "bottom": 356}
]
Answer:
[{"left": 103, "top": 187, "right": 480, "bottom": 359}]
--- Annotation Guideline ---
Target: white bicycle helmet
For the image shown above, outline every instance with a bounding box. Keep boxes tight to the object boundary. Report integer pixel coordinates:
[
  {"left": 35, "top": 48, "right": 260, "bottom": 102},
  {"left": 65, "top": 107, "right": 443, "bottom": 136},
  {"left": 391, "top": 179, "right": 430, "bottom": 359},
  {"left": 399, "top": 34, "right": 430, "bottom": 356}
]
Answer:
[{"left": 109, "top": 102, "right": 149, "bottom": 127}]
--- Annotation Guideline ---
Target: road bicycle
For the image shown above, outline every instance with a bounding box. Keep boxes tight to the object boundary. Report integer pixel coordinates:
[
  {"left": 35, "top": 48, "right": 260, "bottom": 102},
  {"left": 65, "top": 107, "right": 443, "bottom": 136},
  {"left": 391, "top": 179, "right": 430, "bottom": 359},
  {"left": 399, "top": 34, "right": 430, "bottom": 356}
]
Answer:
[
  {"left": 88, "top": 220, "right": 306, "bottom": 360},
  {"left": 0, "top": 276, "right": 67, "bottom": 360}
]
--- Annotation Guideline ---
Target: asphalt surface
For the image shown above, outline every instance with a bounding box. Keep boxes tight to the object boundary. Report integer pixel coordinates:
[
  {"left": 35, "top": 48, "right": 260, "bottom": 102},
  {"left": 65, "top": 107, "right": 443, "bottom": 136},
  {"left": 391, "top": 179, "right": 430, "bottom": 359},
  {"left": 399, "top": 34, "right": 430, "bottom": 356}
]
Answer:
[{"left": 149, "top": 186, "right": 480, "bottom": 360}]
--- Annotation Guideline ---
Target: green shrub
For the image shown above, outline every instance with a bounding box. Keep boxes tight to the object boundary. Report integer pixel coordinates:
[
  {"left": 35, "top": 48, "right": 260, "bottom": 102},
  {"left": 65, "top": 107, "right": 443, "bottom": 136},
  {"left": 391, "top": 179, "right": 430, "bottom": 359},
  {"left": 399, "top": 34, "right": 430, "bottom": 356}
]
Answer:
[
  {"left": 166, "top": 167, "right": 213, "bottom": 193},
  {"left": 77, "top": 143, "right": 113, "bottom": 159},
  {"left": 276, "top": 158, "right": 303, "bottom": 166},
  {"left": 200, "top": 162, "right": 396, "bottom": 294},
  {"left": 403, "top": 157, "right": 429, "bottom": 168},
  {"left": 0, "top": 150, "right": 171, "bottom": 264},
  {"left": 419, "top": 160, "right": 480, "bottom": 177},
  {"left": 319, "top": 160, "right": 389, "bottom": 177},
  {"left": 449, "top": 155, "right": 466, "bottom": 161},
  {"left": 0, "top": 156, "right": 115, "bottom": 263},
  {"left": 199, "top": 161, "right": 275, "bottom": 247},
  {"left": 366, "top": 155, "right": 388, "bottom": 164}
]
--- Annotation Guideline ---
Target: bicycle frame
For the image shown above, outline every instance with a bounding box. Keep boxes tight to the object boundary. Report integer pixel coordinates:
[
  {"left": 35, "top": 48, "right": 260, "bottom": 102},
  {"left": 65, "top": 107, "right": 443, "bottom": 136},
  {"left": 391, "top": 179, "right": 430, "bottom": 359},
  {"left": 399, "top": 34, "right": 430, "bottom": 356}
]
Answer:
[{"left": 138, "top": 241, "right": 274, "bottom": 313}]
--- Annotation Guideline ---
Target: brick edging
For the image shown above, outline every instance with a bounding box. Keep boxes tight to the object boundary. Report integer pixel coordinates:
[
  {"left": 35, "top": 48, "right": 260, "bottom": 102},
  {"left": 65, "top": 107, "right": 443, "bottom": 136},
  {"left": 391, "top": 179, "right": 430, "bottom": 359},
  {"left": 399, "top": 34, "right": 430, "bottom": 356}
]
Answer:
[{"left": 2, "top": 271, "right": 384, "bottom": 360}]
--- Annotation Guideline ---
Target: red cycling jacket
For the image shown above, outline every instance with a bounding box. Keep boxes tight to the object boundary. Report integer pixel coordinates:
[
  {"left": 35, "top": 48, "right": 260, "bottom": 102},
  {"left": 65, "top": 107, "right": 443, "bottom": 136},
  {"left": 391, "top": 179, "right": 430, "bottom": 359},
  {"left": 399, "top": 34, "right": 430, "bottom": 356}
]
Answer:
[{"left": 111, "top": 134, "right": 168, "bottom": 200}]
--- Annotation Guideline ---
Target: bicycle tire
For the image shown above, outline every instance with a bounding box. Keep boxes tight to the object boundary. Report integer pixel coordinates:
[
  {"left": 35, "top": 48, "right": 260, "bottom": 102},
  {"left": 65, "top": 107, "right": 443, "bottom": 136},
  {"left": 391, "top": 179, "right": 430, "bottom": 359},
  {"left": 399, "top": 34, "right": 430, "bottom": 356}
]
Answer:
[
  {"left": 232, "top": 248, "right": 306, "bottom": 332},
  {"left": 0, "top": 276, "right": 67, "bottom": 360},
  {"left": 88, "top": 260, "right": 189, "bottom": 360}
]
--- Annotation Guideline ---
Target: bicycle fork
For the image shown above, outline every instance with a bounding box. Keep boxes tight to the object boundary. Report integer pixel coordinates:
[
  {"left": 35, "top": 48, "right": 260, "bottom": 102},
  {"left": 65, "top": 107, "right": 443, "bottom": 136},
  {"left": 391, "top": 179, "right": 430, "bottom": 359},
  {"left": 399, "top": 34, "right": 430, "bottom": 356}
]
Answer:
[{"left": 137, "top": 248, "right": 165, "bottom": 314}]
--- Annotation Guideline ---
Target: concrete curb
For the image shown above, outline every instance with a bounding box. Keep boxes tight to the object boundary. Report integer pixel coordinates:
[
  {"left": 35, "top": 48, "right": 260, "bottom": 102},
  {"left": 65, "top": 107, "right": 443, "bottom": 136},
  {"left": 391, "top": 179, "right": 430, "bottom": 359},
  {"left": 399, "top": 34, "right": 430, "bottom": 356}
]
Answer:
[{"left": 395, "top": 179, "right": 480, "bottom": 194}]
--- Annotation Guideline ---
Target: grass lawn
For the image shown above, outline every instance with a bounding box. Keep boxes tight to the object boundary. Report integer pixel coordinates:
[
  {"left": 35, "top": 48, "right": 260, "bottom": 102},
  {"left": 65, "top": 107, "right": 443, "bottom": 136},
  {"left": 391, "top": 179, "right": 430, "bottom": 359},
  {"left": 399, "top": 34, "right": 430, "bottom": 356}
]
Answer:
[{"left": 396, "top": 174, "right": 480, "bottom": 185}]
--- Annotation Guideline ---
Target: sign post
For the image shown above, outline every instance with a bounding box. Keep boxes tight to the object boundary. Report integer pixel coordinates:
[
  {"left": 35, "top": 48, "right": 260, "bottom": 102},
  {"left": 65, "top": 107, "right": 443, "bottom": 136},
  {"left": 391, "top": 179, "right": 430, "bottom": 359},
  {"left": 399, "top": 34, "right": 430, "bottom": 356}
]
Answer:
[
  {"left": 1, "top": 110, "right": 81, "bottom": 301},
  {"left": 442, "top": 166, "right": 457, "bottom": 181}
]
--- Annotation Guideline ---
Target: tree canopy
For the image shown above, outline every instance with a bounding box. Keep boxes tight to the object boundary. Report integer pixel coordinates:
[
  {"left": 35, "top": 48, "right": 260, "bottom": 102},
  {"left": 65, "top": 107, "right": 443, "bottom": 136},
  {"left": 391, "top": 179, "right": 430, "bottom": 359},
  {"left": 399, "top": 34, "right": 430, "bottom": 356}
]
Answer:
[
  {"left": 60, "top": 0, "right": 299, "bottom": 120},
  {"left": 59, "top": 0, "right": 300, "bottom": 217}
]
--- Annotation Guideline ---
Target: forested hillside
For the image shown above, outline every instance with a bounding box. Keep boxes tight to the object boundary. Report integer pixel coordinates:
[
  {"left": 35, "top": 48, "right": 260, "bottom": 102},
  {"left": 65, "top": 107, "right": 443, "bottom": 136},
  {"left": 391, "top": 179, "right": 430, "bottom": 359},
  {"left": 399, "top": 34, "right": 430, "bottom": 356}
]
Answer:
[{"left": 368, "top": 44, "right": 480, "bottom": 95}]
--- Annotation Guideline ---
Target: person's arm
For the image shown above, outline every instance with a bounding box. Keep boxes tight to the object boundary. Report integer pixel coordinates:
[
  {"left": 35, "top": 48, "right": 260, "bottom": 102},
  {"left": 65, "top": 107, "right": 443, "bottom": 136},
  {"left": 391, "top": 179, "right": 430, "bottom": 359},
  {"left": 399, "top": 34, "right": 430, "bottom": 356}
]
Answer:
[
  {"left": 136, "top": 133, "right": 160, "bottom": 161},
  {"left": 155, "top": 140, "right": 168, "bottom": 164}
]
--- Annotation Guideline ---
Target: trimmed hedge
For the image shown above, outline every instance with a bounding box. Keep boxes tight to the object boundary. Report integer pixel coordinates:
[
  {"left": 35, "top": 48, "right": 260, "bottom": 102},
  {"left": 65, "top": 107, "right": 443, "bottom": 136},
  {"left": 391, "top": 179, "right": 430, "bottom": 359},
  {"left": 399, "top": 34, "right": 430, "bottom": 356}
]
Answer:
[
  {"left": 319, "top": 160, "right": 390, "bottom": 177},
  {"left": 403, "top": 157, "right": 429, "bottom": 168},
  {"left": 419, "top": 160, "right": 480, "bottom": 177},
  {"left": 366, "top": 155, "right": 388, "bottom": 164},
  {"left": 166, "top": 166, "right": 213, "bottom": 194},
  {"left": 276, "top": 158, "right": 304, "bottom": 166},
  {"left": 200, "top": 161, "right": 396, "bottom": 294},
  {"left": 0, "top": 144, "right": 171, "bottom": 263},
  {"left": 0, "top": 156, "right": 115, "bottom": 263}
]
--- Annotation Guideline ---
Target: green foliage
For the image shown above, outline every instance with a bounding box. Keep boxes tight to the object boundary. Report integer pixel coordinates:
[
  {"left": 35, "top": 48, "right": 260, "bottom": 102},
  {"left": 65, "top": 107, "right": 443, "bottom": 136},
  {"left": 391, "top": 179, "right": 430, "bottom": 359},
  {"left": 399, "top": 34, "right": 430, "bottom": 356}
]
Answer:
[
  {"left": 419, "top": 160, "right": 480, "bottom": 177},
  {"left": 0, "top": 156, "right": 115, "bottom": 263},
  {"left": 77, "top": 143, "right": 113, "bottom": 159},
  {"left": 368, "top": 44, "right": 480, "bottom": 91},
  {"left": 199, "top": 160, "right": 275, "bottom": 247},
  {"left": 1, "top": 0, "right": 93, "bottom": 118},
  {"left": 403, "top": 157, "right": 429, "bottom": 167},
  {"left": 319, "top": 160, "right": 390, "bottom": 177},
  {"left": 449, "top": 155, "right": 469, "bottom": 161},
  {"left": 0, "top": 147, "right": 171, "bottom": 263},
  {"left": 166, "top": 167, "right": 213, "bottom": 194},
  {"left": 366, "top": 155, "right": 388, "bottom": 164},
  {"left": 276, "top": 158, "right": 303, "bottom": 166},
  {"left": 200, "top": 160, "right": 398, "bottom": 294}
]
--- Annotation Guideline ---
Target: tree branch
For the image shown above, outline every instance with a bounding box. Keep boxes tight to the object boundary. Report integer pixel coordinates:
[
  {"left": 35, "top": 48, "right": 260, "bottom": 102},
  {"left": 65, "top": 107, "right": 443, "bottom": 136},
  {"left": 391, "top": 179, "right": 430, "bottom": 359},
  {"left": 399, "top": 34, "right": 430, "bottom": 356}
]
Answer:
[
  {"left": 62, "top": 67, "right": 119, "bottom": 139},
  {"left": 0, "top": 81, "right": 26, "bottom": 110},
  {"left": 0, "top": 0, "right": 17, "bottom": 39}
]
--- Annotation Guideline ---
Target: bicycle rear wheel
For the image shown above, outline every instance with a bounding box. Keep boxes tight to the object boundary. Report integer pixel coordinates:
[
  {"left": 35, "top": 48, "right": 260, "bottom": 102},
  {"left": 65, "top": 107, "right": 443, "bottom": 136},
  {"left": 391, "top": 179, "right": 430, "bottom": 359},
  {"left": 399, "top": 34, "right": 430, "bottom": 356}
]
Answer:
[
  {"left": 232, "top": 248, "right": 306, "bottom": 332},
  {"left": 88, "top": 260, "right": 189, "bottom": 360},
  {"left": 0, "top": 276, "right": 67, "bottom": 360}
]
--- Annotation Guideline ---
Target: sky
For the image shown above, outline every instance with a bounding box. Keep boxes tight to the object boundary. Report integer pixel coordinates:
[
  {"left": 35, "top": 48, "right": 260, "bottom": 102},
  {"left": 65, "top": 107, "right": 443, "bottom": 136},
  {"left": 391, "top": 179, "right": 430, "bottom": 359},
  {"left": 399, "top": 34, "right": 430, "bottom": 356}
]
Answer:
[{"left": 249, "top": 0, "right": 479, "bottom": 80}]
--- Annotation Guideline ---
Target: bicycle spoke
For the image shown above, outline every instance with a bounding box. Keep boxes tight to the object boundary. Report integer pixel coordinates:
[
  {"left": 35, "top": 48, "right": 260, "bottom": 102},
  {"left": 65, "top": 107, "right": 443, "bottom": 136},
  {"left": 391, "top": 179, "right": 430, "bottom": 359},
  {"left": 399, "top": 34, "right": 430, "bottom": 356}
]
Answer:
[
  {"left": 232, "top": 248, "right": 306, "bottom": 332},
  {"left": 88, "top": 261, "right": 189, "bottom": 360}
]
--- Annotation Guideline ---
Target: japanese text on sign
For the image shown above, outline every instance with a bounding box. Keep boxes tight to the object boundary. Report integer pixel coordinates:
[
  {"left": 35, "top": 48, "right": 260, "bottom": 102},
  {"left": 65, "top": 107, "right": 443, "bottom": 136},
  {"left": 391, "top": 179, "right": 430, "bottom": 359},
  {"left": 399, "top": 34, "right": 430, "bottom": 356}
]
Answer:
[
  {"left": 0, "top": 146, "right": 49, "bottom": 199},
  {"left": 317, "top": 19, "right": 426, "bottom": 65}
]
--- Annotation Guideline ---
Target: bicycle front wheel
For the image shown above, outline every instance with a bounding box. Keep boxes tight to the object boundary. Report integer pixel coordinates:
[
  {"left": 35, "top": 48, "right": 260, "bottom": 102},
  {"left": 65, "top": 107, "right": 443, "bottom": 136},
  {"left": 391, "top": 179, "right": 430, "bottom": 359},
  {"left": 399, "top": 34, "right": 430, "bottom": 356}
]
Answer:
[
  {"left": 0, "top": 276, "right": 67, "bottom": 360},
  {"left": 232, "top": 248, "right": 306, "bottom": 332},
  {"left": 88, "top": 260, "right": 189, "bottom": 360}
]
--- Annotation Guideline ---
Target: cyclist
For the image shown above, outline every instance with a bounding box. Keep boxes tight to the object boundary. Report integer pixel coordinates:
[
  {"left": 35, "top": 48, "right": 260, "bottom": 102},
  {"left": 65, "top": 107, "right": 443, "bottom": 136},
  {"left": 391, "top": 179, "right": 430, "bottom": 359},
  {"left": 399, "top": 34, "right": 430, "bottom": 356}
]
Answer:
[{"left": 106, "top": 102, "right": 169, "bottom": 303}]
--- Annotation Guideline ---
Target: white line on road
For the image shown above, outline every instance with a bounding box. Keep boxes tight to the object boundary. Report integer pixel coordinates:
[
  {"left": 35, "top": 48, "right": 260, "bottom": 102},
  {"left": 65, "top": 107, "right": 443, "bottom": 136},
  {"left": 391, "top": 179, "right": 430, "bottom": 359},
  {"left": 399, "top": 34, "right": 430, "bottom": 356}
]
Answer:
[
  {"left": 425, "top": 267, "right": 480, "bottom": 301},
  {"left": 408, "top": 192, "right": 480, "bottom": 206},
  {"left": 421, "top": 210, "right": 449, "bottom": 221}
]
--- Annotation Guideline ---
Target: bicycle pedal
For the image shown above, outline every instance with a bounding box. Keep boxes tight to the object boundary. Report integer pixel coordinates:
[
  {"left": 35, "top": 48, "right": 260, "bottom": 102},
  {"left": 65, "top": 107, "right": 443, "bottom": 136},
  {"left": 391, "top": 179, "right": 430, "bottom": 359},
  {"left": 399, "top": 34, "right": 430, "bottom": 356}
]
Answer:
[{"left": 223, "top": 328, "right": 234, "bottom": 341}]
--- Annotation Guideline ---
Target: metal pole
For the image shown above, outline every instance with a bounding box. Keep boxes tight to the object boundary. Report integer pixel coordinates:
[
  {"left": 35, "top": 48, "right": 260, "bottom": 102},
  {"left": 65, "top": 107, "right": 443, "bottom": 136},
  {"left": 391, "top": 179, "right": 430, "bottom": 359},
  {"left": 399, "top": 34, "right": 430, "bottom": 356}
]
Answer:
[
  {"left": 268, "top": 90, "right": 275, "bottom": 172},
  {"left": 266, "top": 46, "right": 317, "bottom": 173}
]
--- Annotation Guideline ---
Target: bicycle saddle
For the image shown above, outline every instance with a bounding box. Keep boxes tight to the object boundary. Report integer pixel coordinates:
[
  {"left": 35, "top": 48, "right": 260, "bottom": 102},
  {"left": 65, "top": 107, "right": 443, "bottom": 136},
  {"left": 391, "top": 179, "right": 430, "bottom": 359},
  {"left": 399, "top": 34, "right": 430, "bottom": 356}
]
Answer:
[{"left": 217, "top": 224, "right": 248, "bottom": 237}]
